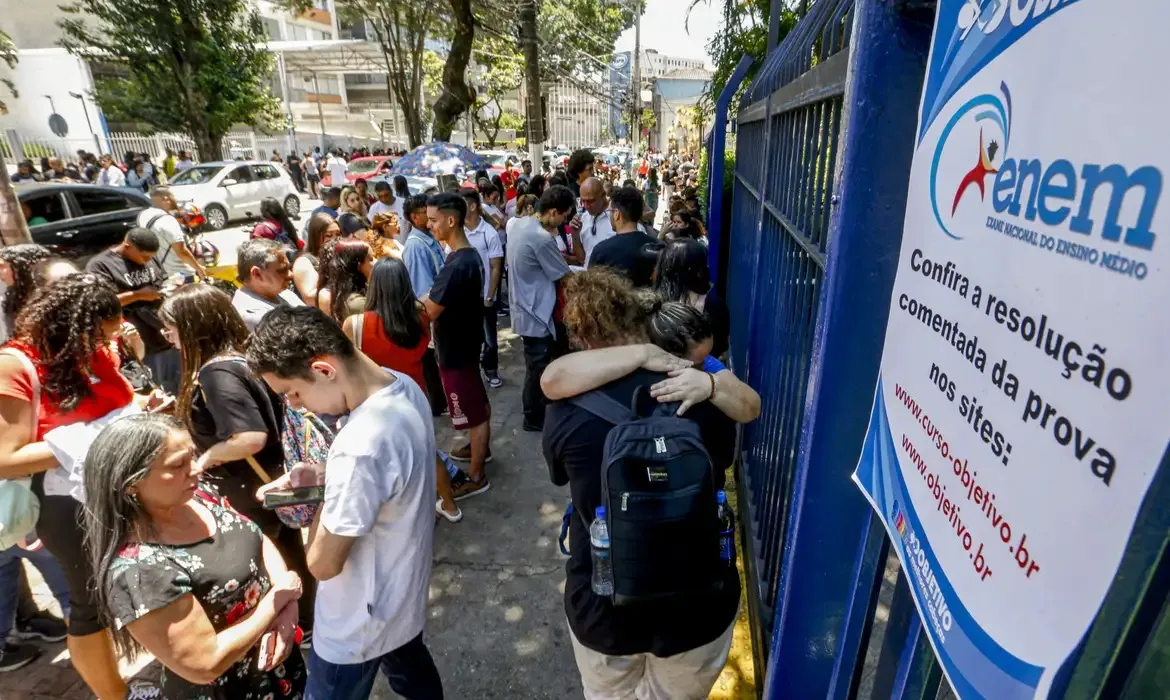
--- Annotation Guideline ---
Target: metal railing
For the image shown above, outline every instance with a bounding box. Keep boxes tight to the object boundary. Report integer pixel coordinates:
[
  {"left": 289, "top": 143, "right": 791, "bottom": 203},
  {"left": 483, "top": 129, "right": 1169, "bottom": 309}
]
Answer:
[{"left": 727, "top": 0, "right": 854, "bottom": 668}]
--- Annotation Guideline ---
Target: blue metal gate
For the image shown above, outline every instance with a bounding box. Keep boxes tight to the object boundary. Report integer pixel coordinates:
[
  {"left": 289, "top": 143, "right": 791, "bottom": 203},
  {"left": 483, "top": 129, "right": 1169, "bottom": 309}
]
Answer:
[{"left": 720, "top": 1, "right": 1170, "bottom": 698}]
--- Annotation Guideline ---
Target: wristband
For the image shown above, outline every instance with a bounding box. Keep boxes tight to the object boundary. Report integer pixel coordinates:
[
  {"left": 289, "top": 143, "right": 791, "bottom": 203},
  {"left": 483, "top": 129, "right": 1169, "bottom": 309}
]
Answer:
[{"left": 707, "top": 372, "right": 717, "bottom": 401}]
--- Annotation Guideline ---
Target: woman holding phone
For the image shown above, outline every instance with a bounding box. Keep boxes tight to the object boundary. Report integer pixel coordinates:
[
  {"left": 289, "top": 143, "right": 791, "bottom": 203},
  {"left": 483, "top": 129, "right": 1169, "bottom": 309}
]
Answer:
[
  {"left": 160, "top": 284, "right": 316, "bottom": 637},
  {"left": 82, "top": 414, "right": 307, "bottom": 699}
]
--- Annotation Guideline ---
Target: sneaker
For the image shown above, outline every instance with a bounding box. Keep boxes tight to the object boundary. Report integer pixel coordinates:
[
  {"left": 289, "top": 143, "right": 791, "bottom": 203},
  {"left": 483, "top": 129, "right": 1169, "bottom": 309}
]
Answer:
[
  {"left": 486, "top": 372, "right": 504, "bottom": 389},
  {"left": 11, "top": 614, "right": 67, "bottom": 643},
  {"left": 449, "top": 444, "right": 493, "bottom": 463},
  {"left": 0, "top": 642, "right": 40, "bottom": 672},
  {"left": 125, "top": 680, "right": 162, "bottom": 700},
  {"left": 452, "top": 478, "right": 491, "bottom": 501},
  {"left": 436, "top": 499, "right": 464, "bottom": 523}
]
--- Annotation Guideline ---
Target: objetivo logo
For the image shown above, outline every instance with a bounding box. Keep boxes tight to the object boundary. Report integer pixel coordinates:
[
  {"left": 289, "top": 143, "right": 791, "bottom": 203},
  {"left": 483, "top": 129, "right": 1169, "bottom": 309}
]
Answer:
[{"left": 929, "top": 81, "right": 1012, "bottom": 241}]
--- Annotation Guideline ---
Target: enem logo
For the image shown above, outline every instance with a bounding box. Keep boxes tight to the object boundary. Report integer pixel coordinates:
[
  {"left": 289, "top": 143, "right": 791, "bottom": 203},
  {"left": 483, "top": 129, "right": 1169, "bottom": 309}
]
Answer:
[{"left": 930, "top": 82, "right": 1162, "bottom": 251}]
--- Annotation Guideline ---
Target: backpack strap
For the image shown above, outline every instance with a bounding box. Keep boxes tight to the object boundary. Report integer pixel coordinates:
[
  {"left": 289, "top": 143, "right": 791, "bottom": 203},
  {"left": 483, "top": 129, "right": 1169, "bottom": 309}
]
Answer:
[
  {"left": 145, "top": 214, "right": 173, "bottom": 265},
  {"left": 568, "top": 390, "right": 636, "bottom": 426}
]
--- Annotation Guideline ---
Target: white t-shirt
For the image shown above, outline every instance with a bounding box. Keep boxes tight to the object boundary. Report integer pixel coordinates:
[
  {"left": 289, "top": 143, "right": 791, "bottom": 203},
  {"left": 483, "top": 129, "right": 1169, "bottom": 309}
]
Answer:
[
  {"left": 176, "top": 159, "right": 194, "bottom": 172},
  {"left": 368, "top": 198, "right": 404, "bottom": 223},
  {"left": 99, "top": 164, "right": 125, "bottom": 188},
  {"left": 314, "top": 370, "right": 436, "bottom": 664},
  {"left": 465, "top": 218, "right": 504, "bottom": 300},
  {"left": 137, "top": 208, "right": 193, "bottom": 277},
  {"left": 326, "top": 156, "right": 348, "bottom": 186}
]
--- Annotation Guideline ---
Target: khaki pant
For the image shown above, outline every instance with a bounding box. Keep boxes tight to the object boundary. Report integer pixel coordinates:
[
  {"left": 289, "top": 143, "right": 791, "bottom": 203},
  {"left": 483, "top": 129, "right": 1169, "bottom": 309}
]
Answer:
[{"left": 567, "top": 618, "right": 735, "bottom": 700}]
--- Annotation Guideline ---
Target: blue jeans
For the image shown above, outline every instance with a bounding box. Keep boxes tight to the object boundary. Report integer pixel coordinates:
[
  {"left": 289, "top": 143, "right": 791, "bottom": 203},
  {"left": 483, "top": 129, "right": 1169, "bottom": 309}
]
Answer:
[
  {"left": 0, "top": 544, "right": 70, "bottom": 639},
  {"left": 305, "top": 631, "right": 443, "bottom": 700}
]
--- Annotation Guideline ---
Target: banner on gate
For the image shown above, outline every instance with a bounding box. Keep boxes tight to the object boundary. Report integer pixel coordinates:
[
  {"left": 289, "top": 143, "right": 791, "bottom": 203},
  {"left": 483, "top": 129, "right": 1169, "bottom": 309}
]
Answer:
[{"left": 852, "top": 1, "right": 1170, "bottom": 697}]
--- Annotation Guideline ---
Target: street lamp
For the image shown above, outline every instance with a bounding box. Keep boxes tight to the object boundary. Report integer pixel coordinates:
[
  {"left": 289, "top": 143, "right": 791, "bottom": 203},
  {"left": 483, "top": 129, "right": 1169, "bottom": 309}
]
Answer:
[{"left": 68, "top": 91, "right": 103, "bottom": 155}]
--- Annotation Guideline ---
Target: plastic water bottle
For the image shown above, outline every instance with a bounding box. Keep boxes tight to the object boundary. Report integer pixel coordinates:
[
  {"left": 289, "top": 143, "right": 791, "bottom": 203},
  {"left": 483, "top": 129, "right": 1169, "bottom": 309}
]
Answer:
[
  {"left": 717, "top": 491, "right": 735, "bottom": 564},
  {"left": 590, "top": 506, "right": 614, "bottom": 596}
]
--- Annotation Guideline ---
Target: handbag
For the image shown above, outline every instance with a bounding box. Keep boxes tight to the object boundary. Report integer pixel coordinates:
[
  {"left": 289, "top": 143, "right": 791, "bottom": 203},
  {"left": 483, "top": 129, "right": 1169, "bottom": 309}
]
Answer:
[{"left": 0, "top": 348, "right": 42, "bottom": 550}]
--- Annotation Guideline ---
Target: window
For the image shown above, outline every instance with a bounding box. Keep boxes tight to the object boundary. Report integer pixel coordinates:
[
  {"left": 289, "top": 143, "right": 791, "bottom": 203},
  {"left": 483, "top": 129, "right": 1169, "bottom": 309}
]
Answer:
[
  {"left": 252, "top": 165, "right": 280, "bottom": 180},
  {"left": 227, "top": 166, "right": 254, "bottom": 183},
  {"left": 74, "top": 189, "right": 133, "bottom": 217},
  {"left": 262, "top": 18, "right": 282, "bottom": 40},
  {"left": 20, "top": 193, "right": 68, "bottom": 225}
]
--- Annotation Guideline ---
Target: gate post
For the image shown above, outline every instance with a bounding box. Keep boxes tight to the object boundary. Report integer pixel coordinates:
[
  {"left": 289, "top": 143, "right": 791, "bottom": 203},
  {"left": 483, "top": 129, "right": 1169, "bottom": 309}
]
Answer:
[
  {"left": 761, "top": 0, "right": 934, "bottom": 697},
  {"left": 705, "top": 55, "right": 752, "bottom": 294}
]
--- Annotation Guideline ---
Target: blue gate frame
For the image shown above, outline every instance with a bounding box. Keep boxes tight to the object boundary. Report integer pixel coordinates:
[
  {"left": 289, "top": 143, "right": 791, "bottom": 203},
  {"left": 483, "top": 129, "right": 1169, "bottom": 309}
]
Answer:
[{"left": 718, "top": 0, "right": 1170, "bottom": 698}]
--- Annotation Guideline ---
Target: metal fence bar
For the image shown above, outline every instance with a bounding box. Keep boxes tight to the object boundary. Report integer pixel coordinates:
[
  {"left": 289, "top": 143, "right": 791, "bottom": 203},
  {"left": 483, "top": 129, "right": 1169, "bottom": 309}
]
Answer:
[{"left": 755, "top": 0, "right": 931, "bottom": 696}]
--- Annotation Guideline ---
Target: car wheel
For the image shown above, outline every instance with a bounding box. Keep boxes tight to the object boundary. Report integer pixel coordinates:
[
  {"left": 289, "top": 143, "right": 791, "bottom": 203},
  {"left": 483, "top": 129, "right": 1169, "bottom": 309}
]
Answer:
[
  {"left": 283, "top": 194, "right": 301, "bottom": 218},
  {"left": 204, "top": 204, "right": 228, "bottom": 230}
]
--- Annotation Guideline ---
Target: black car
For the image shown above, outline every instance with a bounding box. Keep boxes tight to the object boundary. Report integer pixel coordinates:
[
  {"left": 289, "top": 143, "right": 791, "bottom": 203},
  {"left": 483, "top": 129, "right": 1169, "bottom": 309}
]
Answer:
[{"left": 16, "top": 183, "right": 152, "bottom": 261}]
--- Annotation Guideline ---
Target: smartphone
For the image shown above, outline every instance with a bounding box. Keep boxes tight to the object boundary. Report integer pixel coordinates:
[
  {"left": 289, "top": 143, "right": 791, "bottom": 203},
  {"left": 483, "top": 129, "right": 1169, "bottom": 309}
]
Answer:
[{"left": 262, "top": 486, "right": 325, "bottom": 509}]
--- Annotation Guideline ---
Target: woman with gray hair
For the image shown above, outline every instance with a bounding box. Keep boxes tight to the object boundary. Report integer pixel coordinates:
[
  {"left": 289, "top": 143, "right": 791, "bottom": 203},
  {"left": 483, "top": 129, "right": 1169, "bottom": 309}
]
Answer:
[{"left": 83, "top": 413, "right": 307, "bottom": 699}]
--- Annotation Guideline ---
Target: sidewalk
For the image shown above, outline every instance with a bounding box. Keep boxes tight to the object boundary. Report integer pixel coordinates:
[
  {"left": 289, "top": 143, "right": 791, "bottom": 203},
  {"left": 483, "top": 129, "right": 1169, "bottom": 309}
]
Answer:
[{"left": 4, "top": 326, "right": 755, "bottom": 699}]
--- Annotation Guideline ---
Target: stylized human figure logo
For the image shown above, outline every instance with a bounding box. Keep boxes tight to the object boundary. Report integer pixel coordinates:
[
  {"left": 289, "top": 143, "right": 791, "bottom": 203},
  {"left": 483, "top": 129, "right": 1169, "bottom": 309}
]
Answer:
[{"left": 951, "top": 130, "right": 1000, "bottom": 216}]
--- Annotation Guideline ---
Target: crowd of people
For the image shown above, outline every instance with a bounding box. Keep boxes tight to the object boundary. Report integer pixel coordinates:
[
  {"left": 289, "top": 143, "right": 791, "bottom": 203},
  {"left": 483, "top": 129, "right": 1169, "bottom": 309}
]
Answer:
[{"left": 0, "top": 146, "right": 758, "bottom": 700}]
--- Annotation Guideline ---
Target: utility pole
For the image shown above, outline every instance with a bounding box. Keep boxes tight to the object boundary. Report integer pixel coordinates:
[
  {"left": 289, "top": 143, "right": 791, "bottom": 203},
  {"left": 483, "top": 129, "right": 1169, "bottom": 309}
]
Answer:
[
  {"left": 520, "top": 0, "right": 544, "bottom": 165},
  {"left": 311, "top": 71, "right": 327, "bottom": 152},
  {"left": 631, "top": 0, "right": 642, "bottom": 154}
]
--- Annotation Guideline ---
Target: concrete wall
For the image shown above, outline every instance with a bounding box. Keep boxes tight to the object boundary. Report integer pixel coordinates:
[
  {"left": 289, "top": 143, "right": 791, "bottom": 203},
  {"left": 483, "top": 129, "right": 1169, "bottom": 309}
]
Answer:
[{"left": 0, "top": 49, "right": 101, "bottom": 143}]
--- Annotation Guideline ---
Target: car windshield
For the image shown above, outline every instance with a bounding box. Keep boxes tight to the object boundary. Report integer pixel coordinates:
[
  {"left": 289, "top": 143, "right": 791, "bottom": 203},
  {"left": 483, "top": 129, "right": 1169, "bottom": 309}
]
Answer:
[
  {"left": 485, "top": 154, "right": 509, "bottom": 167},
  {"left": 170, "top": 166, "right": 222, "bottom": 185},
  {"left": 348, "top": 159, "right": 381, "bottom": 174}
]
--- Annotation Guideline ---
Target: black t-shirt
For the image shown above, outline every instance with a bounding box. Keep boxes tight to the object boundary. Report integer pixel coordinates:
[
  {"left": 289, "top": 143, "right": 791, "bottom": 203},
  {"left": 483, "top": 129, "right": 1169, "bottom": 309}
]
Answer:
[
  {"left": 705, "top": 290, "right": 731, "bottom": 360},
  {"left": 189, "top": 358, "right": 286, "bottom": 484},
  {"left": 431, "top": 247, "right": 485, "bottom": 370},
  {"left": 589, "top": 231, "right": 661, "bottom": 288},
  {"left": 85, "top": 249, "right": 169, "bottom": 354},
  {"left": 543, "top": 369, "right": 740, "bottom": 657}
]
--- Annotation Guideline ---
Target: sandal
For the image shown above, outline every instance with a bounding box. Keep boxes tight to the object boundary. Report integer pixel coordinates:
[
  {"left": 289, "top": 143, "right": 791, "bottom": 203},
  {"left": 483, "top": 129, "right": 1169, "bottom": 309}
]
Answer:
[{"left": 435, "top": 499, "right": 463, "bottom": 523}]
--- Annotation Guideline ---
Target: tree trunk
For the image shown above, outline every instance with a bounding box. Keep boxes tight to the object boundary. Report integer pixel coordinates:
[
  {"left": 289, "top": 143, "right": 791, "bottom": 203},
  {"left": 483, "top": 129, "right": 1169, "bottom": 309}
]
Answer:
[
  {"left": 193, "top": 131, "right": 223, "bottom": 162},
  {"left": 0, "top": 148, "right": 31, "bottom": 246},
  {"left": 432, "top": 0, "right": 475, "bottom": 142}
]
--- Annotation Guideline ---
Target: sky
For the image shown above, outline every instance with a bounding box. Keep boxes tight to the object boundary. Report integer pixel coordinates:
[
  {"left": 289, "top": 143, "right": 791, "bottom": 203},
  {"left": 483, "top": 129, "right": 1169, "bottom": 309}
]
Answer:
[{"left": 613, "top": 0, "right": 723, "bottom": 69}]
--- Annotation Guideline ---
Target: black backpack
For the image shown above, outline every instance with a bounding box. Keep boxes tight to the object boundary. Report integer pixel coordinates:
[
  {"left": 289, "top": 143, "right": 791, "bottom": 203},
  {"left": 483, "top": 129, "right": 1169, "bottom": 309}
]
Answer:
[{"left": 570, "top": 389, "right": 724, "bottom": 606}]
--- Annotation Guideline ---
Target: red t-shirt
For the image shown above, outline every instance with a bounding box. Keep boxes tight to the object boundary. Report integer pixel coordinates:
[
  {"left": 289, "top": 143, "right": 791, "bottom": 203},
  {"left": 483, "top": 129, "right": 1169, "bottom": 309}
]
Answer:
[
  {"left": 358, "top": 310, "right": 431, "bottom": 392},
  {"left": 0, "top": 343, "right": 135, "bottom": 441},
  {"left": 501, "top": 170, "right": 518, "bottom": 201}
]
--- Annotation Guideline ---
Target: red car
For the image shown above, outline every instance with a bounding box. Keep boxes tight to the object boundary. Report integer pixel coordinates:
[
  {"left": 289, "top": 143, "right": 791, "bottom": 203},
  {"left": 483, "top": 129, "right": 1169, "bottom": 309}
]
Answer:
[{"left": 322, "top": 156, "right": 396, "bottom": 186}]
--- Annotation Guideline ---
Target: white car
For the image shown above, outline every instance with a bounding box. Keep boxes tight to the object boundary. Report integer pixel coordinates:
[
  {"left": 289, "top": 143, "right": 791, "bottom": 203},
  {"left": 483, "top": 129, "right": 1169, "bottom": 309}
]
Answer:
[{"left": 167, "top": 160, "right": 299, "bottom": 230}]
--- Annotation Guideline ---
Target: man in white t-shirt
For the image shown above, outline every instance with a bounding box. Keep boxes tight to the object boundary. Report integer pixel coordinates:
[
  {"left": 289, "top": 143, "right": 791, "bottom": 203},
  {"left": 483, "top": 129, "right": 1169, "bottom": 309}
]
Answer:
[
  {"left": 248, "top": 306, "right": 443, "bottom": 700},
  {"left": 137, "top": 186, "right": 207, "bottom": 279},
  {"left": 577, "top": 177, "right": 615, "bottom": 265},
  {"left": 324, "top": 150, "right": 348, "bottom": 187},
  {"left": 458, "top": 187, "right": 505, "bottom": 388},
  {"left": 368, "top": 180, "right": 404, "bottom": 225},
  {"left": 96, "top": 154, "right": 126, "bottom": 187}
]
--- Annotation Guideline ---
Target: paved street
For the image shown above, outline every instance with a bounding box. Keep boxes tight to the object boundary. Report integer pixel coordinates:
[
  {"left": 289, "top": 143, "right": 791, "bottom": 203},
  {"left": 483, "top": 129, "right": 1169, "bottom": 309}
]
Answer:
[{"left": 1, "top": 200, "right": 756, "bottom": 700}]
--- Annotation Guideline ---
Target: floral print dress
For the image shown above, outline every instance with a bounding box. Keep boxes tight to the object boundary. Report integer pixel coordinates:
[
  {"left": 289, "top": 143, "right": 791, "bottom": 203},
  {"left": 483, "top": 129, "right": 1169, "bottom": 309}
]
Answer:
[{"left": 108, "top": 489, "right": 306, "bottom": 699}]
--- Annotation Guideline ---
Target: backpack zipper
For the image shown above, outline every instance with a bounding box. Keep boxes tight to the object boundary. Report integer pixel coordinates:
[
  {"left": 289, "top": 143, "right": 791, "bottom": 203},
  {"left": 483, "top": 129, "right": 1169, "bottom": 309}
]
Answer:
[{"left": 621, "top": 493, "right": 629, "bottom": 511}]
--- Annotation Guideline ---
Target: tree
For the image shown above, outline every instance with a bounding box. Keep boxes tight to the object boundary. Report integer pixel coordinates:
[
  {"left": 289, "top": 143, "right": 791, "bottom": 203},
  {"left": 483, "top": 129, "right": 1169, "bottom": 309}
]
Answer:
[
  {"left": 431, "top": 0, "right": 476, "bottom": 142},
  {"left": 59, "top": 0, "right": 284, "bottom": 160},
  {"left": 0, "top": 28, "right": 17, "bottom": 115},
  {"left": 0, "top": 27, "right": 30, "bottom": 245},
  {"left": 688, "top": 0, "right": 800, "bottom": 114}
]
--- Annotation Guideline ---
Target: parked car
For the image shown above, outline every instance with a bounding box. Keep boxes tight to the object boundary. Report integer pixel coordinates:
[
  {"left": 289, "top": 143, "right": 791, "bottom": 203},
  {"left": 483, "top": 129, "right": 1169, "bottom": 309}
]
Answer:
[
  {"left": 16, "top": 182, "right": 151, "bottom": 261},
  {"left": 367, "top": 174, "right": 438, "bottom": 196},
  {"left": 167, "top": 160, "right": 300, "bottom": 230},
  {"left": 479, "top": 151, "right": 520, "bottom": 175},
  {"left": 328, "top": 155, "right": 397, "bottom": 186}
]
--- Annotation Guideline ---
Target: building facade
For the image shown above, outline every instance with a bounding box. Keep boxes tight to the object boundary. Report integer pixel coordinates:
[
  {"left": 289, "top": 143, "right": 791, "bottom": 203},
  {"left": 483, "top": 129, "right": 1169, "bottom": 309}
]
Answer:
[{"left": 608, "top": 49, "right": 707, "bottom": 146}]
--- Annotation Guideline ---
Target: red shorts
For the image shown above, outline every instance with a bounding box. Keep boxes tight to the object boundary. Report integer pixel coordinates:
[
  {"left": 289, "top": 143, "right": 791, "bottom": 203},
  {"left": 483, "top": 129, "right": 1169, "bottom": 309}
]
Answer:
[{"left": 439, "top": 366, "right": 489, "bottom": 429}]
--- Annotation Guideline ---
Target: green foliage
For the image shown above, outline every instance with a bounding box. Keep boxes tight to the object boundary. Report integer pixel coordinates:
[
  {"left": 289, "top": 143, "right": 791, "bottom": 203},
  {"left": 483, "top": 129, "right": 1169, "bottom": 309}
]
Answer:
[
  {"left": 0, "top": 28, "right": 16, "bottom": 115},
  {"left": 689, "top": 0, "right": 800, "bottom": 114},
  {"left": 58, "top": 0, "right": 283, "bottom": 156}
]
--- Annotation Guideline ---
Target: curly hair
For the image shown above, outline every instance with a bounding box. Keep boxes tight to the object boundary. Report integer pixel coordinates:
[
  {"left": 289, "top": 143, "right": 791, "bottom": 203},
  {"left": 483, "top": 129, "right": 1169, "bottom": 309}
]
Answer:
[
  {"left": 0, "top": 243, "right": 51, "bottom": 323},
  {"left": 14, "top": 273, "right": 122, "bottom": 411},
  {"left": 319, "top": 239, "right": 370, "bottom": 322},
  {"left": 562, "top": 268, "right": 654, "bottom": 350}
]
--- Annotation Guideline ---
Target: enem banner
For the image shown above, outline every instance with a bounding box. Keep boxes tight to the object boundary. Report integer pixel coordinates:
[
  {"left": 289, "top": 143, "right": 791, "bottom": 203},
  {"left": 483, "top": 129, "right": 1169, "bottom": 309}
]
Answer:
[{"left": 851, "top": 1, "right": 1169, "bottom": 697}]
